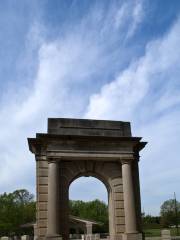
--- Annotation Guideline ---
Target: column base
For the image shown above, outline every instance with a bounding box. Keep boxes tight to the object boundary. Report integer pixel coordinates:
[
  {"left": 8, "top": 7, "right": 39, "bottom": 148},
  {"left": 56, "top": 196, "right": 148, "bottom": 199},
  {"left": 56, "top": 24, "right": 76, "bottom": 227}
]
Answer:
[
  {"left": 45, "top": 234, "right": 62, "bottom": 240},
  {"left": 122, "top": 233, "right": 142, "bottom": 240},
  {"left": 109, "top": 234, "right": 123, "bottom": 240}
]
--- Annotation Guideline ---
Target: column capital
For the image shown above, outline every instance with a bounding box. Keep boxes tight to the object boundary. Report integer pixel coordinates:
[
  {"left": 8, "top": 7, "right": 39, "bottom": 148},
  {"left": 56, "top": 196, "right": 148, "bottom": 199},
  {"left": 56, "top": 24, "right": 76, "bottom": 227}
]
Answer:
[
  {"left": 35, "top": 155, "right": 47, "bottom": 161},
  {"left": 120, "top": 158, "right": 134, "bottom": 165},
  {"left": 47, "top": 158, "right": 62, "bottom": 163}
]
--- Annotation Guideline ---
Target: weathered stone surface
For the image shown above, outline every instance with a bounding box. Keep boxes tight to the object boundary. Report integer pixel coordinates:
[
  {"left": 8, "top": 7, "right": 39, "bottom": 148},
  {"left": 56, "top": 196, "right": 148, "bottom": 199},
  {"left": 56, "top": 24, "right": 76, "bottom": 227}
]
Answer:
[
  {"left": 38, "top": 219, "right": 47, "bottom": 228},
  {"left": 37, "top": 160, "right": 48, "bottom": 168},
  {"left": 37, "top": 169, "right": 48, "bottom": 177},
  {"left": 116, "top": 224, "right": 125, "bottom": 233},
  {"left": 38, "top": 202, "right": 48, "bottom": 210},
  {"left": 115, "top": 209, "right": 125, "bottom": 217},
  {"left": 45, "top": 234, "right": 62, "bottom": 240},
  {"left": 39, "top": 185, "right": 48, "bottom": 193},
  {"left": 21, "top": 236, "right": 30, "bottom": 240},
  {"left": 122, "top": 233, "right": 142, "bottom": 240},
  {"left": 39, "top": 194, "right": 48, "bottom": 202},
  {"left": 48, "top": 118, "right": 132, "bottom": 137},
  {"left": 111, "top": 178, "right": 123, "bottom": 186},
  {"left": 38, "top": 177, "right": 48, "bottom": 185},
  {"left": 28, "top": 118, "right": 147, "bottom": 240},
  {"left": 115, "top": 201, "right": 124, "bottom": 209},
  {"left": 116, "top": 217, "right": 125, "bottom": 225},
  {"left": 161, "top": 229, "right": 171, "bottom": 240},
  {"left": 39, "top": 227, "right": 47, "bottom": 236},
  {"left": 114, "top": 185, "right": 123, "bottom": 193},
  {"left": 114, "top": 193, "right": 124, "bottom": 201},
  {"left": 39, "top": 210, "right": 47, "bottom": 219}
]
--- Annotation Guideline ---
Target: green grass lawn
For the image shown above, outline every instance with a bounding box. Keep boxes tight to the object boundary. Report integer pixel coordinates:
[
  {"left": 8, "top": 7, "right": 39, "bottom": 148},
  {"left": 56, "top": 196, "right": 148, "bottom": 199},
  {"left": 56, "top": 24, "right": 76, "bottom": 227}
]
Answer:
[
  {"left": 143, "top": 228, "right": 180, "bottom": 237},
  {"left": 170, "top": 228, "right": 180, "bottom": 236},
  {"left": 143, "top": 229, "right": 161, "bottom": 237}
]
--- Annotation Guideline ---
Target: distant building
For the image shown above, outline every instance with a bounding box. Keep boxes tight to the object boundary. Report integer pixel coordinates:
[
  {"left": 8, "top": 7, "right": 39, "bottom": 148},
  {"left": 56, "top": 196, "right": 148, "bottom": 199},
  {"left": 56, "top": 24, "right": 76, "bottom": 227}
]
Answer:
[{"left": 20, "top": 215, "right": 102, "bottom": 237}]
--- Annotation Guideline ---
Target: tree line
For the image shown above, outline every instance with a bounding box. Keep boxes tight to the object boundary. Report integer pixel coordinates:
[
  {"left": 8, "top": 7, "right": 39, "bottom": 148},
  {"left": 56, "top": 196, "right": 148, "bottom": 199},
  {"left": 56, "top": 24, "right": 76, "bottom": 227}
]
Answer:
[
  {"left": 69, "top": 199, "right": 108, "bottom": 233},
  {"left": 0, "top": 189, "right": 179, "bottom": 236},
  {"left": 0, "top": 189, "right": 36, "bottom": 236},
  {"left": 0, "top": 189, "right": 108, "bottom": 236},
  {"left": 142, "top": 199, "right": 180, "bottom": 229}
]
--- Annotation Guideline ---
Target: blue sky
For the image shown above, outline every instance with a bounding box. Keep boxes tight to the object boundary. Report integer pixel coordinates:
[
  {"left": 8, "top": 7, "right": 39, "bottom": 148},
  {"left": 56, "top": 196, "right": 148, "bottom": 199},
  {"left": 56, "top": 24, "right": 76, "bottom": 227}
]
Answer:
[{"left": 0, "top": 0, "right": 180, "bottom": 216}]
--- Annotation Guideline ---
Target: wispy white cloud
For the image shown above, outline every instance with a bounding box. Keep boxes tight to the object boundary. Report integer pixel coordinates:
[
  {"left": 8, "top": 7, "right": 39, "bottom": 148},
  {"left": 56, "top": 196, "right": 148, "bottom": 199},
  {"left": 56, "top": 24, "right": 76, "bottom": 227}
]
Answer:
[
  {"left": 0, "top": 28, "right": 102, "bottom": 193},
  {"left": 0, "top": 2, "right": 143, "bottom": 194},
  {"left": 126, "top": 0, "right": 144, "bottom": 39},
  {"left": 85, "top": 17, "right": 180, "bottom": 120},
  {"left": 0, "top": 1, "right": 179, "bottom": 216},
  {"left": 85, "top": 17, "right": 180, "bottom": 215},
  {"left": 114, "top": 0, "right": 144, "bottom": 39},
  {"left": 114, "top": 2, "right": 130, "bottom": 29}
]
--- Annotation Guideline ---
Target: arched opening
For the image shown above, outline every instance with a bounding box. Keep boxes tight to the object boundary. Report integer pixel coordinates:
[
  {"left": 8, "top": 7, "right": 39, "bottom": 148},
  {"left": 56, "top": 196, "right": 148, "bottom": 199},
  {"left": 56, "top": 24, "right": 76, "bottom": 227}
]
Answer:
[
  {"left": 69, "top": 176, "right": 109, "bottom": 238},
  {"left": 29, "top": 118, "right": 145, "bottom": 240}
]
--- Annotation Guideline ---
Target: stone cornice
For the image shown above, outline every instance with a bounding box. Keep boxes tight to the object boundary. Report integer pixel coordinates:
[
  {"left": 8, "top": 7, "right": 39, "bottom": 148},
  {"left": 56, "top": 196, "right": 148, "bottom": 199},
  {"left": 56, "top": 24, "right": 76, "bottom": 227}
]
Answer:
[{"left": 46, "top": 151, "right": 135, "bottom": 161}]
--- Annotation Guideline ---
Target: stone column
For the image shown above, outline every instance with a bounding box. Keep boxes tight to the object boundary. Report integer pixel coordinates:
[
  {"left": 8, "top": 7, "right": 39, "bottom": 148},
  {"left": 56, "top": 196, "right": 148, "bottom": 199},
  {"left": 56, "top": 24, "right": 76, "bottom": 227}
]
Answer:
[
  {"left": 121, "top": 160, "right": 137, "bottom": 234},
  {"left": 132, "top": 159, "right": 142, "bottom": 232},
  {"left": 59, "top": 173, "right": 69, "bottom": 240},
  {"left": 46, "top": 160, "right": 61, "bottom": 239},
  {"left": 86, "top": 223, "right": 92, "bottom": 235}
]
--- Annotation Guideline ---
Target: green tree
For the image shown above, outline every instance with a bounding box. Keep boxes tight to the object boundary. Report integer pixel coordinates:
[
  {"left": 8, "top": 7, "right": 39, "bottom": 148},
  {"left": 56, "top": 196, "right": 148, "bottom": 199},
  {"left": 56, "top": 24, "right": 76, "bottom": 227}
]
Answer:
[
  {"left": 12, "top": 189, "right": 34, "bottom": 204},
  {"left": 69, "top": 199, "right": 108, "bottom": 233},
  {"left": 0, "top": 189, "right": 36, "bottom": 237},
  {"left": 142, "top": 214, "right": 160, "bottom": 229},
  {"left": 160, "top": 199, "right": 180, "bottom": 227}
]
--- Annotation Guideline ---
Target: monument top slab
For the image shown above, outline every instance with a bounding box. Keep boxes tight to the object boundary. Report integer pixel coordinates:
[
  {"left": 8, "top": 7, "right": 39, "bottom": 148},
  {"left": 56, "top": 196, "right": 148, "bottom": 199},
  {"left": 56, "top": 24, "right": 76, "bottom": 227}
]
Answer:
[{"left": 47, "top": 118, "right": 132, "bottom": 137}]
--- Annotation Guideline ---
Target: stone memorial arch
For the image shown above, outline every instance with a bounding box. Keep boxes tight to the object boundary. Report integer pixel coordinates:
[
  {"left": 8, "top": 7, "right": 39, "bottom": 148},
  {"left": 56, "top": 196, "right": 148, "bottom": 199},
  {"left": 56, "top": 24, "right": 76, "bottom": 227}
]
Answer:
[{"left": 28, "top": 118, "right": 146, "bottom": 240}]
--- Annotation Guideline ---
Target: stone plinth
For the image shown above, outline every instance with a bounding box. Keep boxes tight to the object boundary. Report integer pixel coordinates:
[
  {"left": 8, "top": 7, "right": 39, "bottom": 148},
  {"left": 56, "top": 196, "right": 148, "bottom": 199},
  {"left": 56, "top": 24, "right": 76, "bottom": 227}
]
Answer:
[
  {"left": 45, "top": 234, "right": 62, "bottom": 240},
  {"left": 161, "top": 230, "right": 171, "bottom": 240},
  {"left": 21, "top": 236, "right": 30, "bottom": 240},
  {"left": 122, "top": 233, "right": 143, "bottom": 240}
]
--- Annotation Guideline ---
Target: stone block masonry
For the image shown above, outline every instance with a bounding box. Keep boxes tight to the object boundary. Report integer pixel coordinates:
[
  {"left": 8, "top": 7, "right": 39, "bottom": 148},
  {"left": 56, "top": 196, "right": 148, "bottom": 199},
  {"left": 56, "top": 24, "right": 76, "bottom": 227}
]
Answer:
[{"left": 28, "top": 118, "right": 146, "bottom": 240}]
